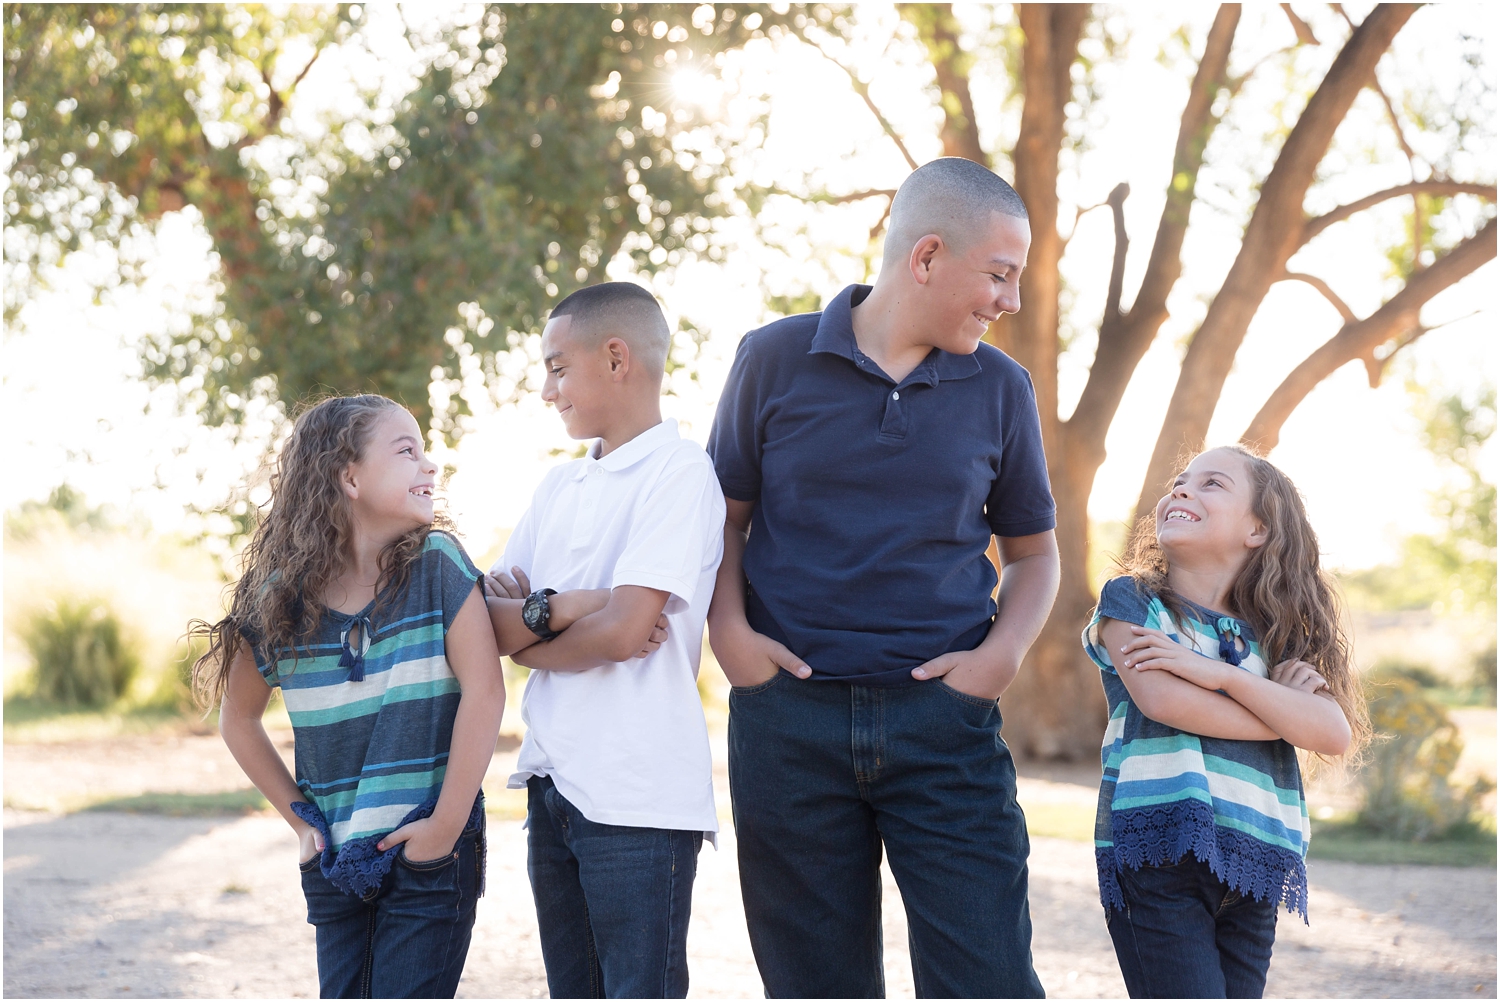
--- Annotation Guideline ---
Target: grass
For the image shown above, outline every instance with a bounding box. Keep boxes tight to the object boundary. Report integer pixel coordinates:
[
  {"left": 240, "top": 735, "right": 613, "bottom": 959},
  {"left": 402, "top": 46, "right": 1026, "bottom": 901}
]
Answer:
[
  {"left": 83, "top": 789, "right": 271, "bottom": 816},
  {"left": 1022, "top": 801, "right": 1096, "bottom": 842},
  {"left": 1309, "top": 817, "right": 1497, "bottom": 867},
  {"left": 2, "top": 693, "right": 208, "bottom": 743}
]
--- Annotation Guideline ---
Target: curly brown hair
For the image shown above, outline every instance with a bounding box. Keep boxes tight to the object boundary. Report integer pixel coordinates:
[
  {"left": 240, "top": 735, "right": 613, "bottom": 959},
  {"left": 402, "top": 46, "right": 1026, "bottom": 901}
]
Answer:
[
  {"left": 1120, "top": 444, "right": 1369, "bottom": 759},
  {"left": 190, "top": 394, "right": 452, "bottom": 707}
]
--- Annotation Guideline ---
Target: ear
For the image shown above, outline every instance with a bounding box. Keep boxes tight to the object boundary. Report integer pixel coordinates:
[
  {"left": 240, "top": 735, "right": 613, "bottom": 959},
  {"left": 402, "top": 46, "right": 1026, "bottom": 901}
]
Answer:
[
  {"left": 908, "top": 234, "right": 944, "bottom": 286},
  {"left": 339, "top": 463, "right": 360, "bottom": 500},
  {"left": 1245, "top": 519, "right": 1268, "bottom": 550},
  {"left": 605, "top": 337, "right": 631, "bottom": 381}
]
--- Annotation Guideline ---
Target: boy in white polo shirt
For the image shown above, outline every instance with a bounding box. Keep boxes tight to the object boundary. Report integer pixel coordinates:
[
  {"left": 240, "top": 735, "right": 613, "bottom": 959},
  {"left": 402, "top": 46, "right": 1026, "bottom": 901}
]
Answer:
[{"left": 486, "top": 282, "right": 724, "bottom": 1000}]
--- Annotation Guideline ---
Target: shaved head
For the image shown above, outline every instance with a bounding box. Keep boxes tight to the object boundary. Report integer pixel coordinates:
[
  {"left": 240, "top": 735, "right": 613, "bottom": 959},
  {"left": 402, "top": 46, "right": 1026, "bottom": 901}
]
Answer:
[
  {"left": 548, "top": 282, "right": 671, "bottom": 374},
  {"left": 883, "top": 157, "right": 1029, "bottom": 268}
]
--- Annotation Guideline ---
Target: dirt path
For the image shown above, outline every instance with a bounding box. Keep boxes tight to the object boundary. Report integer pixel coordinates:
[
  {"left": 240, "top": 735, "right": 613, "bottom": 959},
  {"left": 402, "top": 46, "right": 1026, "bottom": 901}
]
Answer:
[{"left": 4, "top": 732, "right": 1495, "bottom": 999}]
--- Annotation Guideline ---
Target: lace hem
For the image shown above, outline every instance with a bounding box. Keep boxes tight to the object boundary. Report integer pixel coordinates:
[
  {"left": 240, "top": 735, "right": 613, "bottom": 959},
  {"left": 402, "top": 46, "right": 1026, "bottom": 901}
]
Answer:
[
  {"left": 1097, "top": 800, "right": 1308, "bottom": 920},
  {"left": 294, "top": 795, "right": 485, "bottom": 899}
]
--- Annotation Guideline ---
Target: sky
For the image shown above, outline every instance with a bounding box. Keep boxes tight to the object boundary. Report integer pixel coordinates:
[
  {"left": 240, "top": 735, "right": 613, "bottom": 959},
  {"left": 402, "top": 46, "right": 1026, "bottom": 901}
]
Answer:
[{"left": 4, "top": 3, "right": 1495, "bottom": 571}]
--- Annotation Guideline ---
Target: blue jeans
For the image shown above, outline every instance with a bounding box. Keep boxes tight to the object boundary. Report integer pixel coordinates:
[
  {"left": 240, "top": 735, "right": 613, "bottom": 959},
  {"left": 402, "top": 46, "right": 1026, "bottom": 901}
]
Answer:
[
  {"left": 526, "top": 775, "right": 703, "bottom": 998},
  {"left": 729, "top": 672, "right": 1044, "bottom": 999},
  {"left": 1106, "top": 855, "right": 1278, "bottom": 998},
  {"left": 298, "top": 813, "right": 484, "bottom": 998}
]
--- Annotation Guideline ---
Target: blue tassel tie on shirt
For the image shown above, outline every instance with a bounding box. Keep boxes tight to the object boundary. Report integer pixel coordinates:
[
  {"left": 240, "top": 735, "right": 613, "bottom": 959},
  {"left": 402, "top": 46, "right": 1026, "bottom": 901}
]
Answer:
[
  {"left": 1215, "top": 617, "right": 1244, "bottom": 667},
  {"left": 338, "top": 614, "right": 373, "bottom": 682}
]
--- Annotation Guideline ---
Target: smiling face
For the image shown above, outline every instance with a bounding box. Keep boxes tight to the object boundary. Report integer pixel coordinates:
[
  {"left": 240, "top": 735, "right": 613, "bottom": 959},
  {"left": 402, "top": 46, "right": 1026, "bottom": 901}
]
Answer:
[
  {"left": 342, "top": 407, "right": 438, "bottom": 531},
  {"left": 914, "top": 210, "right": 1031, "bottom": 354},
  {"left": 1155, "top": 447, "right": 1267, "bottom": 564},
  {"left": 539, "top": 313, "right": 620, "bottom": 441}
]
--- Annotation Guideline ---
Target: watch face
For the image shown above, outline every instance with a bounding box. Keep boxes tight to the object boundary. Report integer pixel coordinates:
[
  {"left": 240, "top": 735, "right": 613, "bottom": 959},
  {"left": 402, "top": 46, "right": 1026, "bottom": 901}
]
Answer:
[{"left": 523, "top": 594, "right": 546, "bottom": 632}]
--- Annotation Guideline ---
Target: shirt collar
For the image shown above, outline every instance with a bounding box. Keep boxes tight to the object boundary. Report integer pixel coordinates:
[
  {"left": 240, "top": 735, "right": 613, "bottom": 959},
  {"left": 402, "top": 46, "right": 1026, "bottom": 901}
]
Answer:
[
  {"left": 575, "top": 418, "right": 680, "bottom": 479},
  {"left": 809, "top": 284, "right": 983, "bottom": 386}
]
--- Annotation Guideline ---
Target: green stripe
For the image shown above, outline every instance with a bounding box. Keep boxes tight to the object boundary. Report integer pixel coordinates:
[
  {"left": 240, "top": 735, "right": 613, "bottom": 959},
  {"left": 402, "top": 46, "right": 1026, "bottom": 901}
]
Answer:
[
  {"left": 287, "top": 694, "right": 389, "bottom": 727},
  {"left": 1113, "top": 787, "right": 1212, "bottom": 812},
  {"left": 384, "top": 679, "right": 462, "bottom": 703},
  {"left": 1120, "top": 734, "right": 1205, "bottom": 757},
  {"left": 1202, "top": 754, "right": 1304, "bottom": 807}
]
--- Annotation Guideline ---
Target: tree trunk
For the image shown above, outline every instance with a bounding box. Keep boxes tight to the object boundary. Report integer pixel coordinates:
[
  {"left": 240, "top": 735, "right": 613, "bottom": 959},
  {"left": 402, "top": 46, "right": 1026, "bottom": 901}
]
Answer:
[
  {"left": 999, "top": 5, "right": 1241, "bottom": 759},
  {"left": 995, "top": 4, "right": 1095, "bottom": 759}
]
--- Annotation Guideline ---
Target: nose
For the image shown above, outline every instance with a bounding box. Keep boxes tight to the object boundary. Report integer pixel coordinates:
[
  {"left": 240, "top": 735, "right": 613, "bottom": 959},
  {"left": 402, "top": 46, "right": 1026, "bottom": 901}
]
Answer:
[
  {"left": 995, "top": 283, "right": 1021, "bottom": 317},
  {"left": 540, "top": 372, "right": 558, "bottom": 403}
]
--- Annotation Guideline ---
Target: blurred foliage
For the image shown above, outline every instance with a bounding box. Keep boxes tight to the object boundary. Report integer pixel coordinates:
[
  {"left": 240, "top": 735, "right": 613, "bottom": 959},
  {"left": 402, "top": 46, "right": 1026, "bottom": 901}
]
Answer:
[
  {"left": 18, "top": 597, "right": 142, "bottom": 707},
  {"left": 4, "top": 3, "right": 797, "bottom": 441},
  {"left": 1357, "top": 677, "right": 1494, "bottom": 841},
  {"left": 1339, "top": 381, "right": 1496, "bottom": 615},
  {"left": 3, "top": 483, "right": 121, "bottom": 540}
]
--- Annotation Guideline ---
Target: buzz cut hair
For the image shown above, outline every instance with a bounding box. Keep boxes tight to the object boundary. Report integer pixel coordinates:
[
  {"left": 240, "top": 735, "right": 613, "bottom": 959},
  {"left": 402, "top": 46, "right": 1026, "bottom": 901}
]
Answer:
[
  {"left": 883, "top": 157, "right": 1029, "bottom": 268},
  {"left": 549, "top": 281, "right": 672, "bottom": 375}
]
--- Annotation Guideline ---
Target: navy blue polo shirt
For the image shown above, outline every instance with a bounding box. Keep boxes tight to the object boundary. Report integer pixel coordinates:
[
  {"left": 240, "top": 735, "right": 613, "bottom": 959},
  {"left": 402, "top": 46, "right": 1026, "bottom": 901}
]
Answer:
[{"left": 708, "top": 284, "right": 1056, "bottom": 686}]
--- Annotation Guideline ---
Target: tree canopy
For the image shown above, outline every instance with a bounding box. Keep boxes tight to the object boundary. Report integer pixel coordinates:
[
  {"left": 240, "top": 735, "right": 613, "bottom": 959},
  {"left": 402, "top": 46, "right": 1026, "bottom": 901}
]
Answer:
[{"left": 5, "top": 3, "right": 790, "bottom": 437}]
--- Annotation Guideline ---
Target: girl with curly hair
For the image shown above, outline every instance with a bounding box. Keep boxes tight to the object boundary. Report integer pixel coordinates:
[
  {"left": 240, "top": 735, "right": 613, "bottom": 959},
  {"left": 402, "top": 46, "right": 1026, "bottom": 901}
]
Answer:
[
  {"left": 1084, "top": 445, "right": 1368, "bottom": 998},
  {"left": 192, "top": 394, "right": 618, "bottom": 998}
]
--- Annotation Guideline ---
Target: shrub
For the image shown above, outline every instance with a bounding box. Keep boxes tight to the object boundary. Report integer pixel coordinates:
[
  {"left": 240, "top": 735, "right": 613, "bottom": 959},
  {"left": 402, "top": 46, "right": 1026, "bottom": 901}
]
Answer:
[
  {"left": 1357, "top": 677, "right": 1494, "bottom": 841},
  {"left": 19, "top": 598, "right": 140, "bottom": 707},
  {"left": 1471, "top": 643, "right": 1497, "bottom": 705},
  {"left": 1369, "top": 658, "right": 1443, "bottom": 690}
]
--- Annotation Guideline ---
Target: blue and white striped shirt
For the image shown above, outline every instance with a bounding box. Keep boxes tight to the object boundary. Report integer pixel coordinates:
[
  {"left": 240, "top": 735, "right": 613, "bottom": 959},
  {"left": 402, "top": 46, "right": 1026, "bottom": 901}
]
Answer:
[{"left": 1083, "top": 576, "right": 1310, "bottom": 917}]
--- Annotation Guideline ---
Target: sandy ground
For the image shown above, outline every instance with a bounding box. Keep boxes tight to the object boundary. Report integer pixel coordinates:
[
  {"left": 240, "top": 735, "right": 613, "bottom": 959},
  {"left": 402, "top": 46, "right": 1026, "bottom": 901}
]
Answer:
[{"left": 4, "top": 730, "right": 1496, "bottom": 999}]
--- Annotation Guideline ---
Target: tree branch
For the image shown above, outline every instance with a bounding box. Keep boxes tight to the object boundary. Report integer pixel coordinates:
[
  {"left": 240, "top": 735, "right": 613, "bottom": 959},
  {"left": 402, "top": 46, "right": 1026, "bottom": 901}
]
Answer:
[
  {"left": 800, "top": 32, "right": 919, "bottom": 171},
  {"left": 1280, "top": 4, "right": 1319, "bottom": 45},
  {"left": 1104, "top": 182, "right": 1130, "bottom": 320},
  {"left": 1063, "top": 4, "right": 1239, "bottom": 461},
  {"left": 1241, "top": 217, "right": 1497, "bottom": 452},
  {"left": 1134, "top": 3, "right": 1422, "bottom": 526},
  {"left": 1279, "top": 271, "right": 1356, "bottom": 322},
  {"left": 1301, "top": 180, "right": 1496, "bottom": 246},
  {"left": 899, "top": 3, "right": 987, "bottom": 166}
]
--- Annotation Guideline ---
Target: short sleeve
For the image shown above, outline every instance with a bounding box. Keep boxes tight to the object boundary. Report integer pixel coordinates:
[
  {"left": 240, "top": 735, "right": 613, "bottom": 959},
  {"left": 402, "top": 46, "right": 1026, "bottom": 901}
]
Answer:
[
  {"left": 985, "top": 370, "right": 1057, "bottom": 537},
  {"left": 612, "top": 459, "right": 726, "bottom": 613},
  {"left": 425, "top": 532, "right": 483, "bottom": 633},
  {"left": 238, "top": 621, "right": 280, "bottom": 688},
  {"left": 1082, "top": 576, "right": 1154, "bottom": 675},
  {"left": 706, "top": 334, "right": 764, "bottom": 503}
]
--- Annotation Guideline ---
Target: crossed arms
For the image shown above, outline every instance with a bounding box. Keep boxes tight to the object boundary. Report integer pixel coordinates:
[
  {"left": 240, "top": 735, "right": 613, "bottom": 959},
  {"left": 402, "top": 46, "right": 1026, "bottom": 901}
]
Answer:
[{"left": 1100, "top": 618, "right": 1351, "bottom": 755}]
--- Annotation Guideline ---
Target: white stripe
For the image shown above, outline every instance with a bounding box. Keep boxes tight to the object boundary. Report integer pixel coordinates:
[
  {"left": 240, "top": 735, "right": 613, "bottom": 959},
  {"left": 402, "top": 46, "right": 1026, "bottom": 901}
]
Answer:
[
  {"left": 1101, "top": 712, "right": 1126, "bottom": 747},
  {"left": 283, "top": 655, "right": 453, "bottom": 713},
  {"left": 1116, "top": 746, "right": 1208, "bottom": 784},
  {"left": 333, "top": 803, "right": 420, "bottom": 844},
  {"left": 1205, "top": 770, "right": 1308, "bottom": 833}
]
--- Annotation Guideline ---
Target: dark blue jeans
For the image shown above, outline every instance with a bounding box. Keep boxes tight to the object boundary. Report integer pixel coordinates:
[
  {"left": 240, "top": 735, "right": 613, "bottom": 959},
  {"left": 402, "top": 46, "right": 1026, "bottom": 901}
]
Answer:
[
  {"left": 1105, "top": 855, "right": 1278, "bottom": 998},
  {"left": 299, "top": 814, "right": 484, "bottom": 998},
  {"left": 729, "top": 672, "right": 1044, "bottom": 999},
  {"left": 526, "top": 775, "right": 703, "bottom": 999}
]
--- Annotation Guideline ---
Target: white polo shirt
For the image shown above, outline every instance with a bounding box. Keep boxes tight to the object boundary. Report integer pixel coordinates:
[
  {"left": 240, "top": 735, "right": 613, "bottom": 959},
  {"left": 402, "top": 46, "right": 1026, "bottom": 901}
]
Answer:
[{"left": 501, "top": 419, "right": 724, "bottom": 837}]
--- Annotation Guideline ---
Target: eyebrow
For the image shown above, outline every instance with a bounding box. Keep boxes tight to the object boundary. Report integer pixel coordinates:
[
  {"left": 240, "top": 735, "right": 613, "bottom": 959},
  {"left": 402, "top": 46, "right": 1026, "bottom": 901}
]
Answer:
[
  {"left": 543, "top": 350, "right": 566, "bottom": 364},
  {"left": 1187, "top": 469, "right": 1236, "bottom": 484},
  {"left": 986, "top": 257, "right": 1024, "bottom": 272},
  {"left": 392, "top": 435, "right": 421, "bottom": 449}
]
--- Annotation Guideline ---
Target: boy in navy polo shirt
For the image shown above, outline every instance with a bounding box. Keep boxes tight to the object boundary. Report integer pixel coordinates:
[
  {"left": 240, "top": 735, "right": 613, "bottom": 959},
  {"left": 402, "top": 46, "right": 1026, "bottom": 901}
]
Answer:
[{"left": 706, "top": 158, "right": 1059, "bottom": 998}]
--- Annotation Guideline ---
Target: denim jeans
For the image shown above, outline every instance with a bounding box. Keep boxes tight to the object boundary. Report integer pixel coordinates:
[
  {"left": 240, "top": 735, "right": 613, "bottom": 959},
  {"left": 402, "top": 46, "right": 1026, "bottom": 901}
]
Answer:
[
  {"left": 526, "top": 775, "right": 703, "bottom": 998},
  {"left": 1105, "top": 855, "right": 1278, "bottom": 998},
  {"left": 729, "top": 671, "right": 1044, "bottom": 999},
  {"left": 298, "top": 813, "right": 484, "bottom": 998}
]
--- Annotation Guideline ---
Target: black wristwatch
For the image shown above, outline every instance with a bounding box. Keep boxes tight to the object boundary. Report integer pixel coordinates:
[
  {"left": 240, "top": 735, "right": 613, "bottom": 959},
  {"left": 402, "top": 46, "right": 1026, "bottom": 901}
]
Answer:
[{"left": 522, "top": 588, "right": 560, "bottom": 641}]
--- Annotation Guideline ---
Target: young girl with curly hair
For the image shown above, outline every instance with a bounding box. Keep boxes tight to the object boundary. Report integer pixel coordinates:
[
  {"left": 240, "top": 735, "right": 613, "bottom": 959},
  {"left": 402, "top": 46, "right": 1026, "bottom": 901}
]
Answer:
[
  {"left": 1084, "top": 445, "right": 1368, "bottom": 999},
  {"left": 193, "top": 394, "right": 616, "bottom": 998}
]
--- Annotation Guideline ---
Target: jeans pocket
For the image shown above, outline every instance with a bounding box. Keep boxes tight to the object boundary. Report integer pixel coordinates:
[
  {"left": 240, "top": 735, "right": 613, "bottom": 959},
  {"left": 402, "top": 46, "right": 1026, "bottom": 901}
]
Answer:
[
  {"left": 298, "top": 854, "right": 321, "bottom": 874},
  {"left": 397, "top": 844, "right": 460, "bottom": 872},
  {"left": 935, "top": 678, "right": 999, "bottom": 711},
  {"left": 730, "top": 669, "right": 787, "bottom": 696}
]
